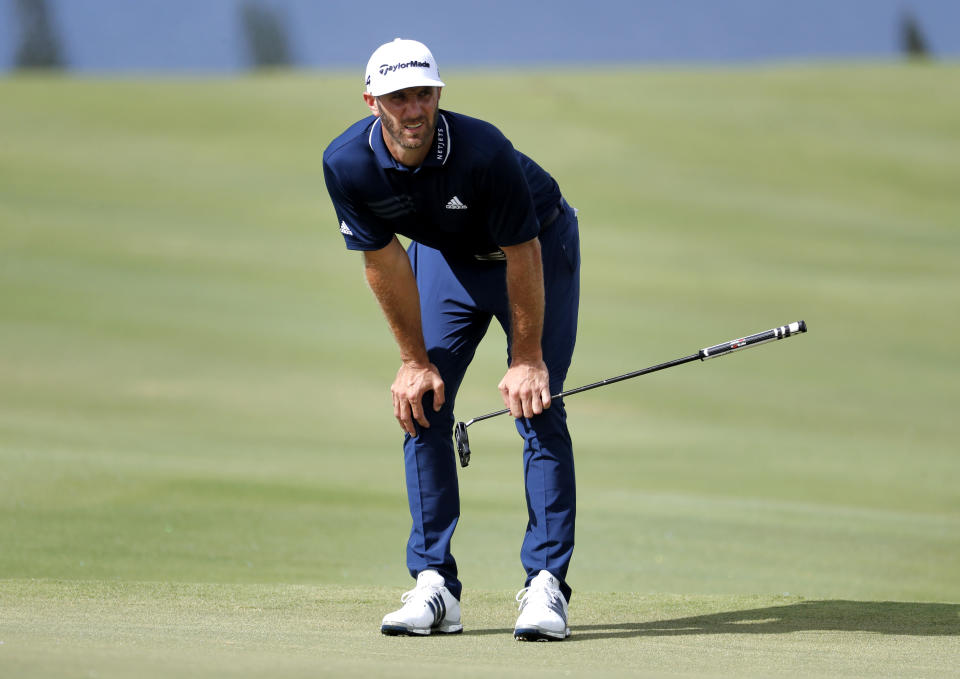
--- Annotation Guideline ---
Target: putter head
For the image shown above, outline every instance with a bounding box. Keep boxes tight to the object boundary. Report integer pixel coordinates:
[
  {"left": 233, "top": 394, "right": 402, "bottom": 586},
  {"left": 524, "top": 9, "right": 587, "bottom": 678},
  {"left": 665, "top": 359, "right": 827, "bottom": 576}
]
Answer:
[{"left": 454, "top": 421, "right": 470, "bottom": 468}]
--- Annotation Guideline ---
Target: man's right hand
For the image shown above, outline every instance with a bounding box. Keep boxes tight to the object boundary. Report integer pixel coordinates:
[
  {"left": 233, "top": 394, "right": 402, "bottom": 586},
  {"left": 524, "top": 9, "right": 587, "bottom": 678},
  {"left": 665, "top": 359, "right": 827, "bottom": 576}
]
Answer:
[{"left": 391, "top": 361, "right": 446, "bottom": 436}]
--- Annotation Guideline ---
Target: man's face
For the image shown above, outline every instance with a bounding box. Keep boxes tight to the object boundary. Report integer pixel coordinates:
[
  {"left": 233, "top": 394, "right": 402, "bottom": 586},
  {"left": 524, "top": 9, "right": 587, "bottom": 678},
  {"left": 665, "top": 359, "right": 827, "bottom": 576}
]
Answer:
[{"left": 373, "top": 86, "right": 441, "bottom": 152}]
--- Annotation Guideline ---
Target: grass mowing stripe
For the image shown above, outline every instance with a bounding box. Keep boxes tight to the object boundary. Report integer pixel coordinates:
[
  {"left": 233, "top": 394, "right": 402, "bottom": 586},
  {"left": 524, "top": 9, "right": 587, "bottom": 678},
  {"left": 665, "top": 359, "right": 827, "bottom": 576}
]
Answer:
[
  {"left": 1, "top": 581, "right": 957, "bottom": 679},
  {"left": 1, "top": 64, "right": 958, "bottom": 675}
]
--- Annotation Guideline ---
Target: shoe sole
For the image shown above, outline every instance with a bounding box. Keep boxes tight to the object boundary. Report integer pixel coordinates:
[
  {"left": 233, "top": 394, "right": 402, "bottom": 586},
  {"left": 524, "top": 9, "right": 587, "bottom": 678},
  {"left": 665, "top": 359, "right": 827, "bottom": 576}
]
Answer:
[
  {"left": 381, "top": 623, "right": 463, "bottom": 636},
  {"left": 514, "top": 626, "right": 570, "bottom": 642}
]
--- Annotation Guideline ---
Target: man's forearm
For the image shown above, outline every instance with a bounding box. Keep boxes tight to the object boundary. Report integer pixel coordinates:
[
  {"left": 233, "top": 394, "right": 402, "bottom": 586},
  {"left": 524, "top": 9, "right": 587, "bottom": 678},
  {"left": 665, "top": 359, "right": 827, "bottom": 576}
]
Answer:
[
  {"left": 502, "top": 238, "right": 545, "bottom": 365},
  {"left": 363, "top": 238, "right": 430, "bottom": 366},
  {"left": 363, "top": 237, "right": 446, "bottom": 434}
]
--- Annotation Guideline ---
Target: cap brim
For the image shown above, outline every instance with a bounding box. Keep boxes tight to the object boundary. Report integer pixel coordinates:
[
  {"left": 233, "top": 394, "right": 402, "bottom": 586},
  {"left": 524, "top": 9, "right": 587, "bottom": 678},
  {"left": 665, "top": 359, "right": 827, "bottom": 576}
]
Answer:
[{"left": 368, "top": 77, "right": 445, "bottom": 97}]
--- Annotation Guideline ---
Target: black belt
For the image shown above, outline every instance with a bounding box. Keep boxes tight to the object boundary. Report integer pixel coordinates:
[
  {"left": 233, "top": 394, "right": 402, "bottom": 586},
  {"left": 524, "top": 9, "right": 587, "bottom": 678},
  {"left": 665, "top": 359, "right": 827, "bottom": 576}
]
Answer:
[{"left": 472, "top": 199, "right": 564, "bottom": 262}]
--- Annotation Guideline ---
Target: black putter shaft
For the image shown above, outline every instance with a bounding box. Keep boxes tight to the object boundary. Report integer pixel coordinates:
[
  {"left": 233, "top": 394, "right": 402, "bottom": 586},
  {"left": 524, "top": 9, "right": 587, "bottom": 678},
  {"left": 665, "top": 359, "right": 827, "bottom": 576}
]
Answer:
[{"left": 455, "top": 320, "right": 807, "bottom": 467}]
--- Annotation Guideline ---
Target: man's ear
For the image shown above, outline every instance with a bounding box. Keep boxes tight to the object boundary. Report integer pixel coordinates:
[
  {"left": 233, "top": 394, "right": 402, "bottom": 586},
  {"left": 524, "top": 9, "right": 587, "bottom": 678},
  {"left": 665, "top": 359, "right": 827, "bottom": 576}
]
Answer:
[{"left": 363, "top": 92, "right": 379, "bottom": 117}]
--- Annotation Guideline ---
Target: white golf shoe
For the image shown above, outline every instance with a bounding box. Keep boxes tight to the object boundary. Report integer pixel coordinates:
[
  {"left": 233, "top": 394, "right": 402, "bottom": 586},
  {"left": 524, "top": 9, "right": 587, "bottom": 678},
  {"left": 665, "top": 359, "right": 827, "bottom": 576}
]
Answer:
[
  {"left": 514, "top": 570, "right": 571, "bottom": 641},
  {"left": 381, "top": 570, "right": 463, "bottom": 636}
]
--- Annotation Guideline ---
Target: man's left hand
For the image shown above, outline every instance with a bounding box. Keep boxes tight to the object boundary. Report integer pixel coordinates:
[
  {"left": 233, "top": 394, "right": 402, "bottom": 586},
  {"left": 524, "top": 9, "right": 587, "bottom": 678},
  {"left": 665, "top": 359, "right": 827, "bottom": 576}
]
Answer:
[{"left": 498, "top": 360, "right": 552, "bottom": 419}]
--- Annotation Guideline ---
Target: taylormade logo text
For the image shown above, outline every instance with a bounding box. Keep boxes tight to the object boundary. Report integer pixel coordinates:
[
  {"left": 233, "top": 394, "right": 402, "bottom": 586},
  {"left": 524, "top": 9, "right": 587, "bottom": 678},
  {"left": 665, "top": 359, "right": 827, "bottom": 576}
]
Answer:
[{"left": 379, "top": 60, "right": 431, "bottom": 76}]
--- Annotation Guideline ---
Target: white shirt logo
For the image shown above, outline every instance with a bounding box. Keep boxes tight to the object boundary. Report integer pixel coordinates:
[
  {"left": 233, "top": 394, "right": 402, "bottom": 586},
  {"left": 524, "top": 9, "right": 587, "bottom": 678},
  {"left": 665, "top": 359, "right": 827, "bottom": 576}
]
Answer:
[
  {"left": 339, "top": 220, "right": 354, "bottom": 236},
  {"left": 445, "top": 196, "right": 467, "bottom": 210}
]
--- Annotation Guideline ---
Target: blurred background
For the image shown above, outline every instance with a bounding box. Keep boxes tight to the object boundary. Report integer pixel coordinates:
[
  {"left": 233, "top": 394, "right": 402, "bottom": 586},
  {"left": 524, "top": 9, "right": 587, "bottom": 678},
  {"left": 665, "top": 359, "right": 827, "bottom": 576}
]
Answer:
[
  {"left": 1, "top": 0, "right": 959, "bottom": 72},
  {"left": 2, "top": 0, "right": 959, "bottom": 643},
  {"left": 2, "top": 1, "right": 958, "bottom": 675}
]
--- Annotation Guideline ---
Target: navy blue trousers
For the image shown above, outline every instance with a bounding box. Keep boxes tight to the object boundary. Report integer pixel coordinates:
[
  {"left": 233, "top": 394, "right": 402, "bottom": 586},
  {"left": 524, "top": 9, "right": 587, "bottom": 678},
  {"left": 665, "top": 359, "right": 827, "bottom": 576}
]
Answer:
[{"left": 402, "top": 201, "right": 580, "bottom": 603}]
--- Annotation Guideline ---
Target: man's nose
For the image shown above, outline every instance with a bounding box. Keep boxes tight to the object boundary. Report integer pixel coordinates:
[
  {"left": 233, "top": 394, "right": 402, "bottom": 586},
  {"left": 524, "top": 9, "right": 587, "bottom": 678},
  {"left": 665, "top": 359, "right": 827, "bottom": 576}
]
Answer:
[{"left": 404, "top": 99, "right": 422, "bottom": 119}]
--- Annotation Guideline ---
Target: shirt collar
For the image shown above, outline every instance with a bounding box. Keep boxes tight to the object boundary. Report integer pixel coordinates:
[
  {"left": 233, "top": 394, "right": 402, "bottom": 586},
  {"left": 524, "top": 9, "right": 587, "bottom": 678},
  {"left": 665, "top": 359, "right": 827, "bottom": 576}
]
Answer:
[
  {"left": 368, "top": 112, "right": 452, "bottom": 171},
  {"left": 423, "top": 113, "right": 451, "bottom": 167}
]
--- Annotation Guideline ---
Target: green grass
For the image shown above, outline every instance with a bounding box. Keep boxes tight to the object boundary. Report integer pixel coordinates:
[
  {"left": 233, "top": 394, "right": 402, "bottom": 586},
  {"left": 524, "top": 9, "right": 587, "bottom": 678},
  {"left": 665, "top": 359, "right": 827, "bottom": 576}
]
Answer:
[
  {"left": 1, "top": 62, "right": 959, "bottom": 676},
  {"left": 3, "top": 581, "right": 958, "bottom": 679}
]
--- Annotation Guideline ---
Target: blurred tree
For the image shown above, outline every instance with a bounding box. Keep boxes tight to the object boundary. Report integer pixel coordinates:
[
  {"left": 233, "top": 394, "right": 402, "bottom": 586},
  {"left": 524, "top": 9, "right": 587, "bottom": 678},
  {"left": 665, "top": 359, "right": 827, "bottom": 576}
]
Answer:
[
  {"left": 13, "top": 0, "right": 65, "bottom": 69},
  {"left": 241, "top": 1, "right": 293, "bottom": 68},
  {"left": 900, "top": 10, "right": 931, "bottom": 59}
]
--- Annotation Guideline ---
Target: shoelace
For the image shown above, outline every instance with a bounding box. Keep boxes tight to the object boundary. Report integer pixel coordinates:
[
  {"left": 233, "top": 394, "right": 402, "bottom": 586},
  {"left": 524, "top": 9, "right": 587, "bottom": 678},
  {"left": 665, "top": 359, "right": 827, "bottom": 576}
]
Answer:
[
  {"left": 399, "top": 583, "right": 448, "bottom": 626},
  {"left": 400, "top": 584, "right": 438, "bottom": 606},
  {"left": 515, "top": 584, "right": 564, "bottom": 613}
]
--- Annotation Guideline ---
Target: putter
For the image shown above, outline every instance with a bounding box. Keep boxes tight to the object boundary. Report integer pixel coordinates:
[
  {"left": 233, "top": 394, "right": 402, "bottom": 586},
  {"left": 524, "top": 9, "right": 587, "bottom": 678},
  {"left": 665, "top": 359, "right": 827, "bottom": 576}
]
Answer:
[{"left": 454, "top": 320, "right": 807, "bottom": 467}]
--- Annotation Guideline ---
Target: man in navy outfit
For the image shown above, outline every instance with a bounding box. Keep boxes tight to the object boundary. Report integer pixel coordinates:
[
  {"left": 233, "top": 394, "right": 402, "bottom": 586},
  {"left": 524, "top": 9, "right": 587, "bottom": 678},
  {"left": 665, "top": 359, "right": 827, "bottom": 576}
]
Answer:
[{"left": 323, "top": 38, "right": 580, "bottom": 641}]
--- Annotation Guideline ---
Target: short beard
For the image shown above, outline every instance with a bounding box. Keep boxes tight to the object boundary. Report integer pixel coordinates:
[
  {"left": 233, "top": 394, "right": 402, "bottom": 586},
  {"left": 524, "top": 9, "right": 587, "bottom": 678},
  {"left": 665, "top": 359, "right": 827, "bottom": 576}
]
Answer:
[{"left": 376, "top": 100, "right": 436, "bottom": 150}]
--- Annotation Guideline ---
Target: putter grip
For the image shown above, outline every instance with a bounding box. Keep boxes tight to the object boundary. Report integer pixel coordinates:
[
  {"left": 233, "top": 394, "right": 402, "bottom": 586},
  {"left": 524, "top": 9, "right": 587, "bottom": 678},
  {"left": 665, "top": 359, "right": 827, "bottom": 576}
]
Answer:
[{"left": 699, "top": 320, "right": 807, "bottom": 360}]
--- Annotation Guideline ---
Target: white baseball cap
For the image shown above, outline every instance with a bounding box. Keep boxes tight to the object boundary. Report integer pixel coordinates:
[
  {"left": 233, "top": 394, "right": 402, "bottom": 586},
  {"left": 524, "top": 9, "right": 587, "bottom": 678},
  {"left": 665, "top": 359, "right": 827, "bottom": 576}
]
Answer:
[{"left": 364, "top": 38, "right": 445, "bottom": 97}]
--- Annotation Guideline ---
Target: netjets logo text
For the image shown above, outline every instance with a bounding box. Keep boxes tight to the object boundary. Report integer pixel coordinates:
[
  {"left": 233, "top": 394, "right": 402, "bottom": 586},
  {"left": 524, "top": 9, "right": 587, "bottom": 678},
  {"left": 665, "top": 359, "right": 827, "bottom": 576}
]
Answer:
[{"left": 379, "top": 60, "right": 431, "bottom": 76}]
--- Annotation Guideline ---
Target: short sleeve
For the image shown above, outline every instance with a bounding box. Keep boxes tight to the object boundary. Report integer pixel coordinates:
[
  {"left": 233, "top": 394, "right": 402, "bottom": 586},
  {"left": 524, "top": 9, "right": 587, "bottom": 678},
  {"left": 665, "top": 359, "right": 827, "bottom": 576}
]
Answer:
[
  {"left": 483, "top": 141, "right": 540, "bottom": 247},
  {"left": 323, "top": 159, "right": 393, "bottom": 251}
]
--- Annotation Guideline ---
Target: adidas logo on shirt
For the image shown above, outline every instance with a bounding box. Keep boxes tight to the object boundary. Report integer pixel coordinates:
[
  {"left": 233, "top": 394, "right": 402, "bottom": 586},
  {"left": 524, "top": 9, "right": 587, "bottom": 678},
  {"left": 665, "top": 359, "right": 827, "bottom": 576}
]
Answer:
[
  {"left": 445, "top": 196, "right": 468, "bottom": 210},
  {"left": 339, "top": 220, "right": 354, "bottom": 236}
]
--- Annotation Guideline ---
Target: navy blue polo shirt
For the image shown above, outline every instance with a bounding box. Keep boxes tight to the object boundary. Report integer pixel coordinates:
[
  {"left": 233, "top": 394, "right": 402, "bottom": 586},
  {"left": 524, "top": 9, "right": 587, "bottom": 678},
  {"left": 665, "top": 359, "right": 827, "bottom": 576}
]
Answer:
[{"left": 322, "top": 109, "right": 561, "bottom": 258}]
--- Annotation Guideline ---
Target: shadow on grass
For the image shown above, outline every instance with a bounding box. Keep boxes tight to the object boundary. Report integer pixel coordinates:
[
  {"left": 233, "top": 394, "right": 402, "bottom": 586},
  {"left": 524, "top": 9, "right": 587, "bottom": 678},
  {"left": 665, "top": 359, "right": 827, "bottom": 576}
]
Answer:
[{"left": 558, "top": 600, "right": 960, "bottom": 641}]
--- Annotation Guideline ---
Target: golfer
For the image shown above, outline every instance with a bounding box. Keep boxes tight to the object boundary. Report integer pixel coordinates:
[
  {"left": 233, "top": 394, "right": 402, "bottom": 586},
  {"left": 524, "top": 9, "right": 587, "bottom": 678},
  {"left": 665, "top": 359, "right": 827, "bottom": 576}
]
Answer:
[{"left": 322, "top": 38, "right": 580, "bottom": 641}]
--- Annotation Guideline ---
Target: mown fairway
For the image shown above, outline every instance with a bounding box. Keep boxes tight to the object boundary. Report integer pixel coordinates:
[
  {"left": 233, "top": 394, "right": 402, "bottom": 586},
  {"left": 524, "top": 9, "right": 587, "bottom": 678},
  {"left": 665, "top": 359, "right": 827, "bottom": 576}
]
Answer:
[{"left": 1, "top": 64, "right": 958, "bottom": 677}]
